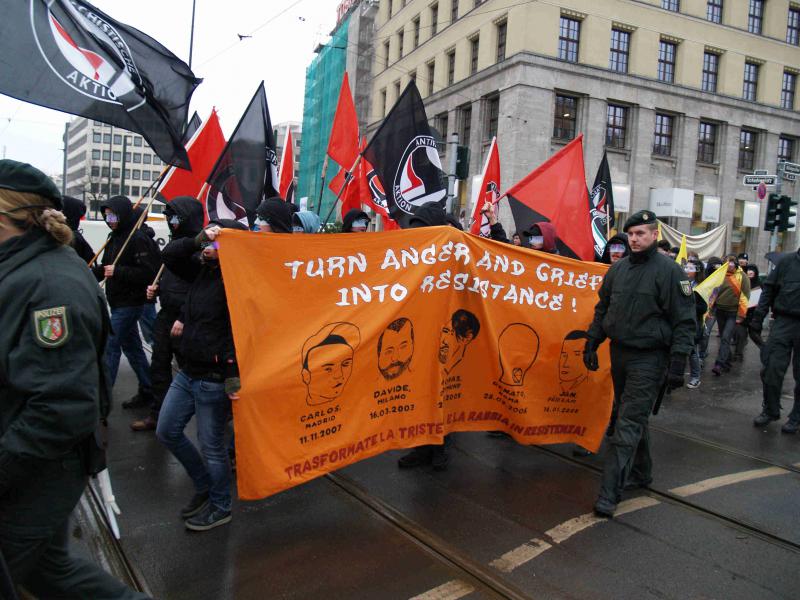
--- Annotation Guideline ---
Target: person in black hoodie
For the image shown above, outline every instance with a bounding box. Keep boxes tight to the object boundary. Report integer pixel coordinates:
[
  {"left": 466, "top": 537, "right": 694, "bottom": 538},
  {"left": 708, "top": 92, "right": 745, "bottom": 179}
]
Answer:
[
  {"left": 599, "top": 233, "right": 630, "bottom": 265},
  {"left": 93, "top": 196, "right": 161, "bottom": 408},
  {"left": 131, "top": 197, "right": 204, "bottom": 432},
  {"left": 254, "top": 197, "right": 293, "bottom": 233},
  {"left": 342, "top": 208, "right": 371, "bottom": 232},
  {"left": 156, "top": 218, "right": 246, "bottom": 532},
  {"left": 61, "top": 195, "right": 95, "bottom": 263},
  {"left": 132, "top": 205, "right": 160, "bottom": 346}
]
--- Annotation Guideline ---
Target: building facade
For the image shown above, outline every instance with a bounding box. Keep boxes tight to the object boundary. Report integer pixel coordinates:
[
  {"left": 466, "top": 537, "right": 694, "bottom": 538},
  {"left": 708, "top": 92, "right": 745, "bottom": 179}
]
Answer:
[
  {"left": 274, "top": 121, "right": 303, "bottom": 182},
  {"left": 371, "top": 0, "right": 800, "bottom": 262},
  {"left": 63, "top": 116, "right": 164, "bottom": 216}
]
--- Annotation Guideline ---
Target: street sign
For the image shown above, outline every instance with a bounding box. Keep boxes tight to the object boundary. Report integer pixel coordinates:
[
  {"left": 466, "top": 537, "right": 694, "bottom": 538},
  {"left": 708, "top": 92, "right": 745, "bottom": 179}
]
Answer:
[
  {"left": 784, "top": 172, "right": 797, "bottom": 182},
  {"left": 743, "top": 174, "right": 776, "bottom": 186},
  {"left": 780, "top": 161, "right": 800, "bottom": 175},
  {"left": 757, "top": 182, "right": 767, "bottom": 199},
  {"left": 754, "top": 169, "right": 769, "bottom": 176}
]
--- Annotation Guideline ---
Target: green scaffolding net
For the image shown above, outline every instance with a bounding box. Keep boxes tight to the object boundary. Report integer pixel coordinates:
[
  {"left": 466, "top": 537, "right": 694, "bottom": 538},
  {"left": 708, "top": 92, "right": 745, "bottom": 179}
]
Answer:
[{"left": 298, "top": 17, "right": 349, "bottom": 223}]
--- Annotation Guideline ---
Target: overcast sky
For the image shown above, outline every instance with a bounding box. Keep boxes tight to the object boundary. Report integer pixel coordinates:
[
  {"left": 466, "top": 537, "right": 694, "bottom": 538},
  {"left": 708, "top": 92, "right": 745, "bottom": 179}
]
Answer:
[{"left": 0, "top": 0, "right": 340, "bottom": 176}]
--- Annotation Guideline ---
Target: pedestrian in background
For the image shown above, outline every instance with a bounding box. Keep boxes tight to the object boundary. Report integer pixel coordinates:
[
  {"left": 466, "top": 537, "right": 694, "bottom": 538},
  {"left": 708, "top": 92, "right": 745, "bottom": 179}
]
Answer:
[
  {"left": 686, "top": 257, "right": 708, "bottom": 389},
  {"left": 710, "top": 255, "right": 750, "bottom": 376}
]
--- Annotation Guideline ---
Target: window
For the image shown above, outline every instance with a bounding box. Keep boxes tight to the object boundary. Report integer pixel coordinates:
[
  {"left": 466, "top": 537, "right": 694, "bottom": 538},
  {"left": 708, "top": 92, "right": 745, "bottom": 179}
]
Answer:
[
  {"left": 111, "top": 184, "right": 119, "bottom": 195},
  {"left": 778, "top": 137, "right": 795, "bottom": 163},
  {"left": 408, "top": 70, "right": 416, "bottom": 86},
  {"left": 485, "top": 96, "right": 499, "bottom": 141},
  {"left": 558, "top": 17, "right": 580, "bottom": 63},
  {"left": 152, "top": 170, "right": 159, "bottom": 179},
  {"left": 133, "top": 137, "right": 142, "bottom": 147},
  {"left": 447, "top": 49, "right": 455, "bottom": 85},
  {"left": 91, "top": 149, "right": 100, "bottom": 160},
  {"left": 112, "top": 167, "right": 120, "bottom": 178},
  {"left": 653, "top": 113, "right": 674, "bottom": 156},
  {"left": 605, "top": 104, "right": 628, "bottom": 149},
  {"left": 748, "top": 0, "right": 764, "bottom": 34},
  {"left": 459, "top": 104, "right": 472, "bottom": 145},
  {"left": 496, "top": 20, "right": 507, "bottom": 62},
  {"left": 707, "top": 0, "right": 722, "bottom": 23},
  {"left": 609, "top": 29, "right": 630, "bottom": 73},
  {"left": 662, "top": 0, "right": 679, "bottom": 11},
  {"left": 397, "top": 29, "right": 404, "bottom": 58},
  {"left": 702, "top": 52, "right": 719, "bottom": 92},
  {"left": 91, "top": 166, "right": 100, "bottom": 177},
  {"left": 743, "top": 62, "right": 759, "bottom": 101},
  {"left": 553, "top": 95, "right": 578, "bottom": 140},
  {"left": 103, "top": 133, "right": 111, "bottom": 144},
  {"left": 434, "top": 113, "right": 448, "bottom": 141},
  {"left": 380, "top": 89, "right": 387, "bottom": 117},
  {"left": 383, "top": 40, "right": 390, "bottom": 68},
  {"left": 470, "top": 36, "right": 479, "bottom": 74},
  {"left": 413, "top": 17, "right": 420, "bottom": 48},
  {"left": 101, "top": 166, "right": 109, "bottom": 177},
  {"left": 113, "top": 134, "right": 122, "bottom": 145},
  {"left": 112, "top": 151, "right": 121, "bottom": 161},
  {"left": 102, "top": 150, "right": 110, "bottom": 160},
  {"left": 124, "top": 169, "right": 130, "bottom": 178},
  {"left": 133, "top": 153, "right": 141, "bottom": 163},
  {"left": 143, "top": 154, "right": 151, "bottom": 164},
  {"left": 394, "top": 80, "right": 401, "bottom": 101},
  {"left": 658, "top": 41, "right": 676, "bottom": 83},
  {"left": 781, "top": 71, "right": 796, "bottom": 110},
  {"left": 133, "top": 169, "right": 141, "bottom": 180},
  {"left": 739, "top": 129, "right": 756, "bottom": 171},
  {"left": 131, "top": 186, "right": 140, "bottom": 196},
  {"left": 124, "top": 152, "right": 131, "bottom": 162},
  {"left": 697, "top": 122, "right": 717, "bottom": 163},
  {"left": 431, "top": 3, "right": 438, "bottom": 35},
  {"left": 427, "top": 61, "right": 436, "bottom": 95},
  {"left": 92, "top": 131, "right": 102, "bottom": 143},
  {"left": 142, "top": 171, "right": 151, "bottom": 181},
  {"left": 789, "top": 8, "right": 800, "bottom": 45},
  {"left": 451, "top": 0, "right": 458, "bottom": 23}
]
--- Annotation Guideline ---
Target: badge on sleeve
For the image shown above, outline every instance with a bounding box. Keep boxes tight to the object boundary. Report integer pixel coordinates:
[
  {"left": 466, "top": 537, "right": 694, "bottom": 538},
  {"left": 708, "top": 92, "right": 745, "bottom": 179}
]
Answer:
[
  {"left": 32, "top": 306, "right": 70, "bottom": 348},
  {"left": 680, "top": 280, "right": 692, "bottom": 297}
]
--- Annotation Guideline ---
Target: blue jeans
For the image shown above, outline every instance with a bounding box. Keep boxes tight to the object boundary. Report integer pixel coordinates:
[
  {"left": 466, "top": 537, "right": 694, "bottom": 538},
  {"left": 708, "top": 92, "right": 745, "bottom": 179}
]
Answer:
[
  {"left": 139, "top": 303, "right": 157, "bottom": 345},
  {"left": 689, "top": 345, "right": 701, "bottom": 381},
  {"left": 156, "top": 371, "right": 232, "bottom": 512},
  {"left": 105, "top": 305, "right": 152, "bottom": 391}
]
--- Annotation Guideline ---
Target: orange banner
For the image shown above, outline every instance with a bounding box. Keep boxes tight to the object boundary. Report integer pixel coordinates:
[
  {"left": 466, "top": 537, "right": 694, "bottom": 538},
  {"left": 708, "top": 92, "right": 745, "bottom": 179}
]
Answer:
[{"left": 218, "top": 227, "right": 612, "bottom": 499}]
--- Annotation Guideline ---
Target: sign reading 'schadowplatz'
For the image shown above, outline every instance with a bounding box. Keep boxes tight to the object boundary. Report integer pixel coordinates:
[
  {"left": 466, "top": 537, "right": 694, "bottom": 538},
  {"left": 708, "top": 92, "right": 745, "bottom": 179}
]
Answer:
[{"left": 218, "top": 228, "right": 613, "bottom": 499}]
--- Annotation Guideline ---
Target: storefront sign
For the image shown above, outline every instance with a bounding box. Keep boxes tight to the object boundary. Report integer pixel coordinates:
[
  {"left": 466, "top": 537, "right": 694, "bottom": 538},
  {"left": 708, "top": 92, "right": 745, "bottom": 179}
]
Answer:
[
  {"left": 701, "top": 196, "right": 720, "bottom": 223},
  {"left": 649, "top": 188, "right": 693, "bottom": 218}
]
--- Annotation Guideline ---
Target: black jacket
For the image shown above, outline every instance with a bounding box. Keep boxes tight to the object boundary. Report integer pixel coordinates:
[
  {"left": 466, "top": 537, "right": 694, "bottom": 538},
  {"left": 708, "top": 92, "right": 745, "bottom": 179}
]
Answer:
[
  {"left": 599, "top": 233, "right": 630, "bottom": 264},
  {"left": 61, "top": 195, "right": 95, "bottom": 263},
  {"left": 754, "top": 249, "right": 800, "bottom": 321},
  {"left": 161, "top": 228, "right": 239, "bottom": 382},
  {"left": 158, "top": 197, "right": 205, "bottom": 313},
  {"left": 93, "top": 196, "right": 161, "bottom": 308},
  {"left": 587, "top": 243, "right": 696, "bottom": 356}
]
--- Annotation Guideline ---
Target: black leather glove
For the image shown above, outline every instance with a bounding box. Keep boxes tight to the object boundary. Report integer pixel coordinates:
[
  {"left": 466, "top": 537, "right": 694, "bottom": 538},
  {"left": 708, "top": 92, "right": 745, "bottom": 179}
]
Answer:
[
  {"left": 667, "top": 354, "right": 687, "bottom": 391},
  {"left": 583, "top": 339, "right": 600, "bottom": 372},
  {"left": 749, "top": 316, "right": 763, "bottom": 335}
]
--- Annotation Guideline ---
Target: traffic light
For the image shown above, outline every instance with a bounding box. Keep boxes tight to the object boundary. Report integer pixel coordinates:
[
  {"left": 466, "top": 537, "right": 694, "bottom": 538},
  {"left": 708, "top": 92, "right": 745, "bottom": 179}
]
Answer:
[
  {"left": 455, "top": 145, "right": 470, "bottom": 180},
  {"left": 778, "top": 195, "right": 797, "bottom": 231},
  {"left": 764, "top": 193, "right": 781, "bottom": 232}
]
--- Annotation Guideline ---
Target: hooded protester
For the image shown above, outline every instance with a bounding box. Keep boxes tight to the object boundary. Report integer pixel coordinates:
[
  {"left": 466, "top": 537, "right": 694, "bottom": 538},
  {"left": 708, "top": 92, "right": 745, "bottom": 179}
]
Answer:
[
  {"left": 254, "top": 197, "right": 293, "bottom": 234},
  {"left": 445, "top": 213, "right": 464, "bottom": 230},
  {"left": 523, "top": 222, "right": 559, "bottom": 253},
  {"left": 61, "top": 195, "right": 94, "bottom": 263},
  {"left": 93, "top": 195, "right": 161, "bottom": 409},
  {"left": 157, "top": 218, "right": 247, "bottom": 532},
  {"left": 710, "top": 254, "right": 750, "bottom": 376},
  {"left": 342, "top": 208, "right": 371, "bottom": 232},
  {"left": 0, "top": 160, "right": 147, "bottom": 599},
  {"left": 131, "top": 204, "right": 160, "bottom": 346},
  {"left": 131, "top": 197, "right": 205, "bottom": 432},
  {"left": 292, "top": 210, "right": 321, "bottom": 234},
  {"left": 685, "top": 257, "right": 708, "bottom": 389},
  {"left": 600, "top": 232, "right": 630, "bottom": 265}
]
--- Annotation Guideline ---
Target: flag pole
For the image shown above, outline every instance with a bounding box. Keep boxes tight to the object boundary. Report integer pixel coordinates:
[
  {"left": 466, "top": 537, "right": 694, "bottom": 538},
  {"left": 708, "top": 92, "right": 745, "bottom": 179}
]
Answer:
[
  {"left": 151, "top": 264, "right": 166, "bottom": 287},
  {"left": 89, "top": 167, "right": 170, "bottom": 267},
  {"left": 315, "top": 156, "right": 328, "bottom": 215},
  {"left": 320, "top": 154, "right": 361, "bottom": 230}
]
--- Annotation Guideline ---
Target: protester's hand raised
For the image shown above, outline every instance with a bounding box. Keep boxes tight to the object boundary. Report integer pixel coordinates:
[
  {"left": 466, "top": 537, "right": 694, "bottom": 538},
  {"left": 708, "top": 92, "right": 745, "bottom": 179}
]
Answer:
[
  {"left": 204, "top": 225, "right": 222, "bottom": 242},
  {"left": 170, "top": 320, "right": 184, "bottom": 337},
  {"left": 104, "top": 265, "right": 115, "bottom": 278},
  {"left": 481, "top": 201, "right": 498, "bottom": 225}
]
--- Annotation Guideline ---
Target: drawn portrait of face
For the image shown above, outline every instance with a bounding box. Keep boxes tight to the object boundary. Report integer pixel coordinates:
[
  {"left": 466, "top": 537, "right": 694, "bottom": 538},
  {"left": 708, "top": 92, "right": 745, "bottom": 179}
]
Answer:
[
  {"left": 377, "top": 318, "right": 414, "bottom": 380},
  {"left": 560, "top": 330, "right": 589, "bottom": 393},
  {"left": 438, "top": 309, "right": 480, "bottom": 374},
  {"left": 498, "top": 324, "right": 540, "bottom": 386},
  {"left": 301, "top": 323, "right": 360, "bottom": 406}
]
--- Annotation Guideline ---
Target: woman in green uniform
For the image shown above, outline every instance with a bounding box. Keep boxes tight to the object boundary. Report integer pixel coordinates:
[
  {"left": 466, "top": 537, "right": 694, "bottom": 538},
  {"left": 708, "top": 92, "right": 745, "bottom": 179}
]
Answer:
[{"left": 0, "top": 160, "right": 147, "bottom": 599}]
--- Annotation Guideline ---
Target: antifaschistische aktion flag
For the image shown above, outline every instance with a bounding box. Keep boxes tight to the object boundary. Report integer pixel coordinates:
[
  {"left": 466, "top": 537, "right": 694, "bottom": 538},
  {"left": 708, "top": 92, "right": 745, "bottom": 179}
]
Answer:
[
  {"left": 278, "top": 128, "right": 296, "bottom": 204},
  {"left": 470, "top": 137, "right": 501, "bottom": 237},
  {"left": 0, "top": 0, "right": 201, "bottom": 168},
  {"left": 204, "top": 82, "right": 278, "bottom": 226},
  {"left": 362, "top": 81, "right": 446, "bottom": 229},
  {"left": 589, "top": 151, "right": 616, "bottom": 259}
]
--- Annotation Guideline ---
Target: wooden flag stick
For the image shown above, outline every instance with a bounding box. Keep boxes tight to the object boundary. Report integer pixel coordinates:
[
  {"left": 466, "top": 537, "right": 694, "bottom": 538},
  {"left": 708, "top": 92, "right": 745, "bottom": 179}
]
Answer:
[
  {"left": 314, "top": 156, "right": 329, "bottom": 216},
  {"left": 151, "top": 264, "right": 166, "bottom": 287},
  {"left": 320, "top": 154, "right": 362, "bottom": 230}
]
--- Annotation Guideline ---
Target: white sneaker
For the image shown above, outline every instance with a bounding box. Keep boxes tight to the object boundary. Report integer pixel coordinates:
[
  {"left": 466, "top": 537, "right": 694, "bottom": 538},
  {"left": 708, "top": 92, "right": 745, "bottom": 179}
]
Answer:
[{"left": 686, "top": 379, "right": 700, "bottom": 389}]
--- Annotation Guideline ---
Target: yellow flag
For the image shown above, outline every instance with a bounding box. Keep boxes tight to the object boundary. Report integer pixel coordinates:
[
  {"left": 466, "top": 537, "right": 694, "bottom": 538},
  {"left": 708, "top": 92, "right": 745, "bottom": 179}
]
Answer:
[
  {"left": 657, "top": 222, "right": 663, "bottom": 241},
  {"left": 694, "top": 263, "right": 727, "bottom": 304},
  {"left": 675, "top": 234, "right": 687, "bottom": 264}
]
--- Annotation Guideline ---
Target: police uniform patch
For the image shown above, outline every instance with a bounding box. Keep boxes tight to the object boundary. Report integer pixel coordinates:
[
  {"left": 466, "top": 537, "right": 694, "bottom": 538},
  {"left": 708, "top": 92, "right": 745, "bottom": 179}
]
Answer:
[
  {"left": 680, "top": 280, "right": 692, "bottom": 297},
  {"left": 32, "top": 306, "right": 70, "bottom": 348}
]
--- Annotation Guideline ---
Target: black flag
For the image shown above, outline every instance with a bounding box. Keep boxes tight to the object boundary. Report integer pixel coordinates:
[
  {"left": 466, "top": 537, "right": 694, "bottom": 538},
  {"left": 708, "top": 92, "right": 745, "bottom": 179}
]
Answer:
[
  {"left": 589, "top": 151, "right": 615, "bottom": 259},
  {"left": 362, "top": 82, "right": 446, "bottom": 229},
  {"left": 204, "top": 82, "right": 277, "bottom": 226},
  {"left": 182, "top": 111, "right": 202, "bottom": 144},
  {"left": 0, "top": 0, "right": 200, "bottom": 168}
]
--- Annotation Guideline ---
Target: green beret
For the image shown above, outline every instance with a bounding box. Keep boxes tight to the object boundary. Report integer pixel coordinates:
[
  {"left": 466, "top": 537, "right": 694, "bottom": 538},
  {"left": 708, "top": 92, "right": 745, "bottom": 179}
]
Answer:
[
  {"left": 623, "top": 209, "right": 657, "bottom": 232},
  {"left": 0, "top": 159, "right": 62, "bottom": 210}
]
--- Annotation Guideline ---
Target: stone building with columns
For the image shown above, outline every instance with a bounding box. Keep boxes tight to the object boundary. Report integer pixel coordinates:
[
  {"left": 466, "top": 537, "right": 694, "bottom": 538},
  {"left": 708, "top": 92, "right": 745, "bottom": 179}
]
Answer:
[{"left": 370, "top": 0, "right": 800, "bottom": 263}]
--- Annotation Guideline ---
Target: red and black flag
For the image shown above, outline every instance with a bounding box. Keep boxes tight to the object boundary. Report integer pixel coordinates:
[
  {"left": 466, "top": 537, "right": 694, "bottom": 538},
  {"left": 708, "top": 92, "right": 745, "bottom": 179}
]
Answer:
[
  {"left": 589, "top": 151, "right": 615, "bottom": 259},
  {"left": 0, "top": 0, "right": 200, "bottom": 168},
  {"left": 182, "top": 111, "right": 202, "bottom": 144},
  {"left": 469, "top": 137, "right": 501, "bottom": 237},
  {"left": 278, "top": 128, "right": 296, "bottom": 204},
  {"left": 204, "top": 82, "right": 278, "bottom": 226},
  {"left": 505, "top": 135, "right": 594, "bottom": 260},
  {"left": 362, "top": 82, "right": 446, "bottom": 229}
]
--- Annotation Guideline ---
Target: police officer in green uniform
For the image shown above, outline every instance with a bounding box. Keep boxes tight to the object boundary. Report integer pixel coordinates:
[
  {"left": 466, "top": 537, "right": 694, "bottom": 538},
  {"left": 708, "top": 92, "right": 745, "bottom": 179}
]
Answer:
[
  {"left": 583, "top": 210, "right": 696, "bottom": 518},
  {"left": 0, "top": 160, "right": 147, "bottom": 599}
]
